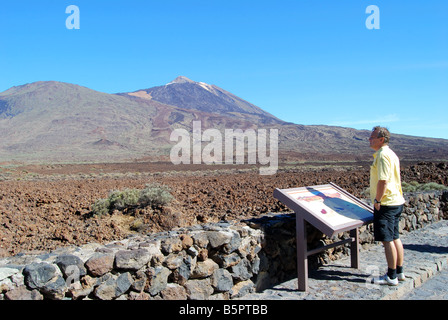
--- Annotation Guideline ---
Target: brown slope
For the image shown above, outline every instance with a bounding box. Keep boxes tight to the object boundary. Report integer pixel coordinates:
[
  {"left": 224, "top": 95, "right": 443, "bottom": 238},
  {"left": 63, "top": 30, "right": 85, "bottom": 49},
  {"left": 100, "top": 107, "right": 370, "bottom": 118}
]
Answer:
[{"left": 0, "top": 80, "right": 448, "bottom": 163}]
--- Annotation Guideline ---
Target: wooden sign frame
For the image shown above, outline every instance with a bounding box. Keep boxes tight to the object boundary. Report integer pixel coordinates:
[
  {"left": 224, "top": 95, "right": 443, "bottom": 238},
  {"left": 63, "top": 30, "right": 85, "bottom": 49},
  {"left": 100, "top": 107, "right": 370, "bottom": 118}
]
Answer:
[{"left": 273, "top": 182, "right": 373, "bottom": 291}]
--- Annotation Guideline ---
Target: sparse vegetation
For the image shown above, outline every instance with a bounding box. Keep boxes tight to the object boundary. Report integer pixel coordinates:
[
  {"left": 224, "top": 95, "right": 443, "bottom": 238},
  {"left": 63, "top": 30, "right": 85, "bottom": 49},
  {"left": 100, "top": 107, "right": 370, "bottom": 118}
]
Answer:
[
  {"left": 362, "top": 181, "right": 447, "bottom": 198},
  {"left": 139, "top": 182, "right": 174, "bottom": 207},
  {"left": 401, "top": 181, "right": 448, "bottom": 192},
  {"left": 363, "top": 181, "right": 448, "bottom": 198},
  {"left": 108, "top": 188, "right": 141, "bottom": 210},
  {"left": 91, "top": 198, "right": 111, "bottom": 216},
  {"left": 91, "top": 182, "right": 174, "bottom": 216}
]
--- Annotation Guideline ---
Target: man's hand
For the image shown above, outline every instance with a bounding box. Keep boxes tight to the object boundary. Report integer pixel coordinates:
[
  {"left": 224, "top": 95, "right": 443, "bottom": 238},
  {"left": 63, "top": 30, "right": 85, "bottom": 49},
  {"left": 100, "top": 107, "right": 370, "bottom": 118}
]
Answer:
[{"left": 374, "top": 202, "right": 381, "bottom": 211}]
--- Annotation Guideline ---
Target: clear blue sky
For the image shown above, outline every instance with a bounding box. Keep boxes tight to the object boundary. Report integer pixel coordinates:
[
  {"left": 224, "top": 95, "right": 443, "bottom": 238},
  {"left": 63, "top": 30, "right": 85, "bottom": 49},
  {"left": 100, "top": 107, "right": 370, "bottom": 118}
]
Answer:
[{"left": 1, "top": 0, "right": 447, "bottom": 139}]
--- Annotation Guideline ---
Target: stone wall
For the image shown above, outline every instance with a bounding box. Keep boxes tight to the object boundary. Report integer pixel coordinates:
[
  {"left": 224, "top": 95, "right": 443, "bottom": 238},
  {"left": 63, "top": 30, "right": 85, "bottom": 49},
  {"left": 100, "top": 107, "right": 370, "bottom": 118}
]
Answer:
[
  {"left": 246, "top": 190, "right": 448, "bottom": 289},
  {"left": 0, "top": 190, "right": 447, "bottom": 300},
  {"left": 0, "top": 222, "right": 264, "bottom": 300}
]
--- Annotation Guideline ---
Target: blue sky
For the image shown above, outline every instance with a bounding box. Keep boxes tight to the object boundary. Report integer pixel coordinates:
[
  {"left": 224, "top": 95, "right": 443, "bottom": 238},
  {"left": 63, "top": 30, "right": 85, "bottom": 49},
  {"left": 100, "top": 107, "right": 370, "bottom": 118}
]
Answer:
[{"left": 0, "top": 0, "right": 447, "bottom": 139}]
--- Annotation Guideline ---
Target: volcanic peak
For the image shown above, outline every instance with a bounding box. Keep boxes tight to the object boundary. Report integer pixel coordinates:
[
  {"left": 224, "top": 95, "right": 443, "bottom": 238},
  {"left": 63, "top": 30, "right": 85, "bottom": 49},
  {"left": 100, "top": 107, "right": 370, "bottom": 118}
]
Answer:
[{"left": 166, "top": 76, "right": 196, "bottom": 85}]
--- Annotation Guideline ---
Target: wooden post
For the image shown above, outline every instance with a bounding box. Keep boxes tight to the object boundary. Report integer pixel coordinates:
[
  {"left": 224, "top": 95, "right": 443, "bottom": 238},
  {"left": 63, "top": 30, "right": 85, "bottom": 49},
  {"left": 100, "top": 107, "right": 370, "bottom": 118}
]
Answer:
[
  {"left": 296, "top": 212, "right": 308, "bottom": 291},
  {"left": 350, "top": 228, "right": 359, "bottom": 269}
]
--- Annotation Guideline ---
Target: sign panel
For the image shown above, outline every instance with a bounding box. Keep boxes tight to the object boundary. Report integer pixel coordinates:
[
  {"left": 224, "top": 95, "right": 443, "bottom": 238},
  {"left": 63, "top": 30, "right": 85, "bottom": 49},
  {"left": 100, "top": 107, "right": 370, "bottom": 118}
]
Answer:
[{"left": 274, "top": 183, "right": 373, "bottom": 237}]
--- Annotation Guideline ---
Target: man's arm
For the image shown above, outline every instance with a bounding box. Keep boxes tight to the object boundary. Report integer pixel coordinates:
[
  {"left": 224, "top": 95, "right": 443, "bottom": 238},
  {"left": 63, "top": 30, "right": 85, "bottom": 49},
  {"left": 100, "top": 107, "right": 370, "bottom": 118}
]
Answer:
[{"left": 374, "top": 180, "right": 387, "bottom": 210}]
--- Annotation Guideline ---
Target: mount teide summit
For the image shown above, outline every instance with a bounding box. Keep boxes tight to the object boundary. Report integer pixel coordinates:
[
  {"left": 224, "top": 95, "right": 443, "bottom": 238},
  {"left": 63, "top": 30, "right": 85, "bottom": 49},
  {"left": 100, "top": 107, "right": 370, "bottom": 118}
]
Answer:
[
  {"left": 0, "top": 77, "right": 447, "bottom": 163},
  {"left": 119, "top": 76, "right": 283, "bottom": 125}
]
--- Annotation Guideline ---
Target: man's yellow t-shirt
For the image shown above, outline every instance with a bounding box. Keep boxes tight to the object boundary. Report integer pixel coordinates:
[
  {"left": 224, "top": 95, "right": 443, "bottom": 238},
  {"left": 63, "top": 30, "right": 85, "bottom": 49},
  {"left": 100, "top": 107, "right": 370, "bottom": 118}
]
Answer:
[{"left": 370, "top": 145, "right": 405, "bottom": 206}]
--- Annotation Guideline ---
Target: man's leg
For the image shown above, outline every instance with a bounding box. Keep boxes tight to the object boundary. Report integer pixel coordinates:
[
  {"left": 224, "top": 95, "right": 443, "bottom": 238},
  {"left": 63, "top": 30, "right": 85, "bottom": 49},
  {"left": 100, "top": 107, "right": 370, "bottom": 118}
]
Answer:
[
  {"left": 392, "top": 205, "right": 404, "bottom": 272},
  {"left": 382, "top": 241, "right": 397, "bottom": 270},
  {"left": 394, "top": 238, "right": 405, "bottom": 280},
  {"left": 373, "top": 206, "right": 399, "bottom": 285},
  {"left": 371, "top": 240, "right": 399, "bottom": 285},
  {"left": 393, "top": 238, "right": 404, "bottom": 268}
]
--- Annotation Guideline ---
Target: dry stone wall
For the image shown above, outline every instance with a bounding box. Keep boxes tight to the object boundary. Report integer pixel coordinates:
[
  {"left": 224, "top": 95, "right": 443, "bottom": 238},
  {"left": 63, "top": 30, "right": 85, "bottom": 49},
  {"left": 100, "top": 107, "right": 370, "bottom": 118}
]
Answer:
[
  {"left": 246, "top": 190, "right": 448, "bottom": 288},
  {"left": 0, "top": 190, "right": 447, "bottom": 300},
  {"left": 0, "top": 222, "right": 264, "bottom": 300}
]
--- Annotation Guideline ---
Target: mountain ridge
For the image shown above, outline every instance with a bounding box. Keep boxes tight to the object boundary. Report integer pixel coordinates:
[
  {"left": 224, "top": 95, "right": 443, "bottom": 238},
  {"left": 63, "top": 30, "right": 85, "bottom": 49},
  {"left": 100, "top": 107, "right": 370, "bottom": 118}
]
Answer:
[{"left": 1, "top": 77, "right": 448, "bottom": 163}]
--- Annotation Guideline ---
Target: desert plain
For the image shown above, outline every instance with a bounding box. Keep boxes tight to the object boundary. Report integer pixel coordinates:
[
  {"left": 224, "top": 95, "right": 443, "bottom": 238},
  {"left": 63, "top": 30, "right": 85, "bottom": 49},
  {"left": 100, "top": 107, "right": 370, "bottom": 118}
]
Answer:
[{"left": 1, "top": 160, "right": 447, "bottom": 258}]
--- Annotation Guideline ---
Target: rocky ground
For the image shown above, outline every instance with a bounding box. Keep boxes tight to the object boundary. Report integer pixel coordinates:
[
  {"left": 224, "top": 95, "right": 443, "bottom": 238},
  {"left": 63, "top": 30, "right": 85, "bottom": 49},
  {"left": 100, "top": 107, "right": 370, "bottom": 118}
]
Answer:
[{"left": 0, "top": 160, "right": 447, "bottom": 258}]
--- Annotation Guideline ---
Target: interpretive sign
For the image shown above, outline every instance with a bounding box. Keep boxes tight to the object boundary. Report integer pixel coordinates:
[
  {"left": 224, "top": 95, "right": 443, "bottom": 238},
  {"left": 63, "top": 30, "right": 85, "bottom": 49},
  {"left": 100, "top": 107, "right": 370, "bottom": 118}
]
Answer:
[
  {"left": 274, "top": 183, "right": 373, "bottom": 237},
  {"left": 273, "top": 182, "right": 374, "bottom": 291}
]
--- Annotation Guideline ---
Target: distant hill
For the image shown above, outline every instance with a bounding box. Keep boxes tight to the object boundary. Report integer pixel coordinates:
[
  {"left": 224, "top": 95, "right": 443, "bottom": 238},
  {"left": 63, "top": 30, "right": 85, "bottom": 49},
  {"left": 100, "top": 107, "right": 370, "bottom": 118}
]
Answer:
[{"left": 1, "top": 77, "right": 448, "bottom": 163}]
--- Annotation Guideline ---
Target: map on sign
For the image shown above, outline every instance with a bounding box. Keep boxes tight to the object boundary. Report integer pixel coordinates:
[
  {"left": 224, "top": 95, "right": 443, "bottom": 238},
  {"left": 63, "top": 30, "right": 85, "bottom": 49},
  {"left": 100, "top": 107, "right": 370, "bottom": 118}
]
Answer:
[
  {"left": 287, "top": 185, "right": 372, "bottom": 229},
  {"left": 274, "top": 183, "right": 373, "bottom": 236}
]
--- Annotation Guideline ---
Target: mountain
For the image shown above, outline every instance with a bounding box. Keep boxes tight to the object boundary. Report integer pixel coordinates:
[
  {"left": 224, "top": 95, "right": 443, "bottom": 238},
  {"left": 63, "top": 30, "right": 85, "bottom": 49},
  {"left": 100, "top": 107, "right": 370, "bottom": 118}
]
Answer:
[
  {"left": 0, "top": 81, "right": 161, "bottom": 161},
  {"left": 0, "top": 77, "right": 448, "bottom": 163},
  {"left": 0, "top": 79, "right": 283, "bottom": 162},
  {"left": 118, "top": 76, "right": 283, "bottom": 125}
]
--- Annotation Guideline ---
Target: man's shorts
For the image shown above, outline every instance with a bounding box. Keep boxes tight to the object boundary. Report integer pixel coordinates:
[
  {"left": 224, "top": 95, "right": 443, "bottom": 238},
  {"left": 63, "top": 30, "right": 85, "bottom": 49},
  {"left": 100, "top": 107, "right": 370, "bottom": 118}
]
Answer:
[{"left": 373, "top": 204, "right": 404, "bottom": 242}]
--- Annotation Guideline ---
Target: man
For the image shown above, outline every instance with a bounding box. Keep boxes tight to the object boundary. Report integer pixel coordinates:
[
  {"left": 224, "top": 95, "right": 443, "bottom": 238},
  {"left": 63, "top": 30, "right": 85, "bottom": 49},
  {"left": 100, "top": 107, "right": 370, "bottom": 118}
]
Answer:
[{"left": 369, "top": 126, "right": 405, "bottom": 286}]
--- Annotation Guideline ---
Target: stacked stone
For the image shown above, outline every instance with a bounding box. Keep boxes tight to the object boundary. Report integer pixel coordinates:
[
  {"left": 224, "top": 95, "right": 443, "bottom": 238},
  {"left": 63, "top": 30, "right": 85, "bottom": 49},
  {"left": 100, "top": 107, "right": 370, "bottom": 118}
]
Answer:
[
  {"left": 401, "top": 191, "right": 446, "bottom": 232},
  {"left": 0, "top": 222, "right": 263, "bottom": 300},
  {"left": 1, "top": 190, "right": 447, "bottom": 300},
  {"left": 245, "top": 214, "right": 298, "bottom": 291}
]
